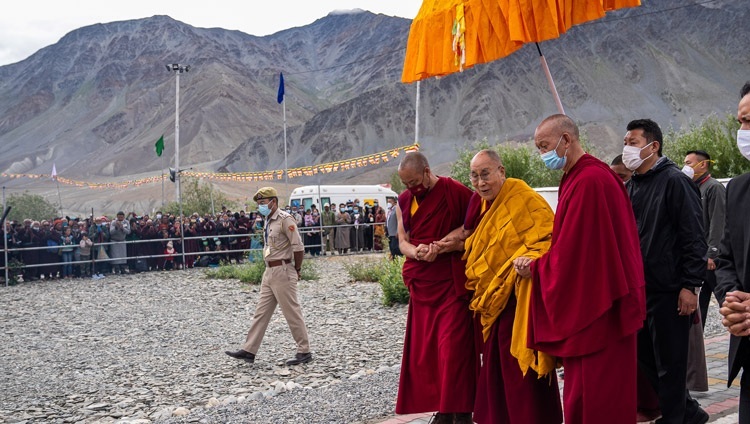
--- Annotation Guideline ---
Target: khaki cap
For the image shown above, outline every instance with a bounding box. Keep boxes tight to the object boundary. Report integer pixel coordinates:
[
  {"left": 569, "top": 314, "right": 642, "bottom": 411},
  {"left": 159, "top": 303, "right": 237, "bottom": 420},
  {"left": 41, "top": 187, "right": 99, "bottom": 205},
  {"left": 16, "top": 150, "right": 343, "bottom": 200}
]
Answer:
[{"left": 253, "top": 187, "right": 278, "bottom": 201}]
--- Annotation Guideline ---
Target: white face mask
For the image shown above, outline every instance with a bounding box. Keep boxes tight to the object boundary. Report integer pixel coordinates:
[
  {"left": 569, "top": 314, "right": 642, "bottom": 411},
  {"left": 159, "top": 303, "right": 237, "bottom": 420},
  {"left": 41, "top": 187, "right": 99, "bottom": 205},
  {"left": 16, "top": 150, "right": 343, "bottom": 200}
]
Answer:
[
  {"left": 622, "top": 142, "right": 655, "bottom": 171},
  {"left": 738, "top": 130, "right": 750, "bottom": 161},
  {"left": 681, "top": 164, "right": 695, "bottom": 179}
]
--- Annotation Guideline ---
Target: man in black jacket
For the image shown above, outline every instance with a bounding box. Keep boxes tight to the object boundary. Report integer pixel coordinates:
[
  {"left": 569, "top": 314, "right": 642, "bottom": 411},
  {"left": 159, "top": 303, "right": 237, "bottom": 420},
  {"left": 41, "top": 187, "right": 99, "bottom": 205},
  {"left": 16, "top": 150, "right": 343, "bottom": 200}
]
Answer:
[
  {"left": 623, "top": 118, "right": 709, "bottom": 424},
  {"left": 717, "top": 81, "right": 750, "bottom": 424}
]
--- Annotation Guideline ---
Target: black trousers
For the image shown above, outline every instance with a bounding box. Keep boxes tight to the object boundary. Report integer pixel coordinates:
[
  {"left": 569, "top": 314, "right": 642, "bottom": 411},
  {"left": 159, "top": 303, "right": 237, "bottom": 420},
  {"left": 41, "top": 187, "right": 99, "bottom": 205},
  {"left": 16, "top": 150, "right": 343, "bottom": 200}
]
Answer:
[
  {"left": 741, "top": 353, "right": 750, "bottom": 424},
  {"left": 699, "top": 269, "right": 718, "bottom": 330},
  {"left": 388, "top": 236, "right": 402, "bottom": 257},
  {"left": 638, "top": 290, "right": 700, "bottom": 424}
]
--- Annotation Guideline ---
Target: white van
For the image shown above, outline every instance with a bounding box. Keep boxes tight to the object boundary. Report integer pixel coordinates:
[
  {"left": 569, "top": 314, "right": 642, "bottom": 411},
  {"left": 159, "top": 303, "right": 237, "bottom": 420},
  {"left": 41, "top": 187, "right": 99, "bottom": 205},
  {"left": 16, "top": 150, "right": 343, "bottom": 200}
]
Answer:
[{"left": 289, "top": 185, "right": 398, "bottom": 211}]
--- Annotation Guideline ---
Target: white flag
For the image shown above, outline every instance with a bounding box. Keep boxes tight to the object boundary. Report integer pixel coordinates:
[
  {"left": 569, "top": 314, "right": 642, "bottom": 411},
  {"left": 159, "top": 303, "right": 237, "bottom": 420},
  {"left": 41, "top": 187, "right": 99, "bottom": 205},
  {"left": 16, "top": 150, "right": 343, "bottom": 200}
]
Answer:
[{"left": 51, "top": 163, "right": 57, "bottom": 180}]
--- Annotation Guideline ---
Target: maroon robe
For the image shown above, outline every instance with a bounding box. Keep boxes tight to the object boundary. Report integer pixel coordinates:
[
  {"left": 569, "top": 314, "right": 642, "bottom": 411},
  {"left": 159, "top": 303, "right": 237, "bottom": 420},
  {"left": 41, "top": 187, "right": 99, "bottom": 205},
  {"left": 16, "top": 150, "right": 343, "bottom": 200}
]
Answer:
[
  {"left": 528, "top": 154, "right": 646, "bottom": 424},
  {"left": 395, "top": 176, "right": 477, "bottom": 414},
  {"left": 463, "top": 192, "right": 562, "bottom": 424}
]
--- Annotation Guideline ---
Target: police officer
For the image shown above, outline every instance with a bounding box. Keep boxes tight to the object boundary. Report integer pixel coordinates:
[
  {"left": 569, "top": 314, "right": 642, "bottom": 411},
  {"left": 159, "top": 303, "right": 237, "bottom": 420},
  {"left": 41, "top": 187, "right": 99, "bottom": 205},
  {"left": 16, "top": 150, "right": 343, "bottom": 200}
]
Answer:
[{"left": 225, "top": 187, "right": 313, "bottom": 366}]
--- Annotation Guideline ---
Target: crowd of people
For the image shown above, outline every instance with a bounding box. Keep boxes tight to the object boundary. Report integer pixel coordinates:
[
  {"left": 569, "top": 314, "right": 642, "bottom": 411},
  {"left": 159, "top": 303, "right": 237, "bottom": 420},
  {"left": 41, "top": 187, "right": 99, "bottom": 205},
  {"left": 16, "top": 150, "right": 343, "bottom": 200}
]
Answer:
[{"left": 0, "top": 201, "right": 389, "bottom": 281}]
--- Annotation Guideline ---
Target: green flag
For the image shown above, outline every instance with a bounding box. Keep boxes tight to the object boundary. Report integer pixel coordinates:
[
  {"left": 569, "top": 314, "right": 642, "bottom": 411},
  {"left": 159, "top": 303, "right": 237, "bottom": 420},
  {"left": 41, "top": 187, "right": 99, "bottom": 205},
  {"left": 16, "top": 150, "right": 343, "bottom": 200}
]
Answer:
[{"left": 155, "top": 135, "right": 164, "bottom": 157}]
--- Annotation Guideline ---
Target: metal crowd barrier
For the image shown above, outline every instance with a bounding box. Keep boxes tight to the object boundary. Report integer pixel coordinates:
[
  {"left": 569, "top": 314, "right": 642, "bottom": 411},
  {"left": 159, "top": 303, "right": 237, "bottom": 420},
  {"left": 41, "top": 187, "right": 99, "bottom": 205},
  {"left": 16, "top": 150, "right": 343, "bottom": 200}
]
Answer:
[{"left": 1, "top": 222, "right": 391, "bottom": 286}]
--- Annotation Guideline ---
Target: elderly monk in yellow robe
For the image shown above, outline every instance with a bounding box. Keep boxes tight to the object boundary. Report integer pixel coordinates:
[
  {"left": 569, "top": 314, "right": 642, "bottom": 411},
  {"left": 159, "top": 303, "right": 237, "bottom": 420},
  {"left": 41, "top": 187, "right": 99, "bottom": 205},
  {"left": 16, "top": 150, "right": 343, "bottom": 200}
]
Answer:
[{"left": 461, "top": 150, "right": 562, "bottom": 424}]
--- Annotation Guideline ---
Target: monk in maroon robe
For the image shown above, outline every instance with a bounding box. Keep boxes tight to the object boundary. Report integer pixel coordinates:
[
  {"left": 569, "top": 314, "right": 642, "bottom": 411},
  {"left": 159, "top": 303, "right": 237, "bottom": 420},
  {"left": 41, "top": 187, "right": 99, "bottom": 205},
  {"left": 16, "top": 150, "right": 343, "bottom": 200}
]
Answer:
[
  {"left": 395, "top": 152, "right": 476, "bottom": 424},
  {"left": 515, "top": 115, "right": 646, "bottom": 424}
]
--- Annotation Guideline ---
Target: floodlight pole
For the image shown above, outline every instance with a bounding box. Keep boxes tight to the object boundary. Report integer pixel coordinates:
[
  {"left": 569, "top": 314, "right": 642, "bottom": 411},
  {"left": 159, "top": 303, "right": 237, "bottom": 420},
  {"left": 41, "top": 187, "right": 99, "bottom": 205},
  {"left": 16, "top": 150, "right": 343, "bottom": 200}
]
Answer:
[{"left": 167, "top": 63, "right": 190, "bottom": 268}]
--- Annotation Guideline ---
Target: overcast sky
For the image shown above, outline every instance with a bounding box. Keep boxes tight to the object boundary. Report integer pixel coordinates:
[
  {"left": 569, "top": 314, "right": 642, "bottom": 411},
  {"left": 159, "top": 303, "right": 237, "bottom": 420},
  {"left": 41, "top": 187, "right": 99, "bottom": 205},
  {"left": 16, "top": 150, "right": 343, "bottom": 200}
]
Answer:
[{"left": 0, "top": 1, "right": 422, "bottom": 66}]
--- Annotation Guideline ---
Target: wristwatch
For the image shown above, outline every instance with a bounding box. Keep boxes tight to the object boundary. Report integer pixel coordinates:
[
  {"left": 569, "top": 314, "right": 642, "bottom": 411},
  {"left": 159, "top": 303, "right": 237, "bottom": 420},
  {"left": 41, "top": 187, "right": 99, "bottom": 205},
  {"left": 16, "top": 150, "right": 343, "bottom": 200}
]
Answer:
[{"left": 686, "top": 287, "right": 699, "bottom": 295}]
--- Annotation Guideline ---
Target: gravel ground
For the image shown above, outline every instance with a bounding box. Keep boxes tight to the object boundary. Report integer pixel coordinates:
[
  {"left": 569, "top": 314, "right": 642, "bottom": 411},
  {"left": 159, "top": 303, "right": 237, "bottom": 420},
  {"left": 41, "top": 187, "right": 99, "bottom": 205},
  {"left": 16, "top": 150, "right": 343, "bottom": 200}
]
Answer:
[
  {"left": 0, "top": 253, "right": 407, "bottom": 424},
  {"left": 0, "top": 252, "right": 727, "bottom": 424}
]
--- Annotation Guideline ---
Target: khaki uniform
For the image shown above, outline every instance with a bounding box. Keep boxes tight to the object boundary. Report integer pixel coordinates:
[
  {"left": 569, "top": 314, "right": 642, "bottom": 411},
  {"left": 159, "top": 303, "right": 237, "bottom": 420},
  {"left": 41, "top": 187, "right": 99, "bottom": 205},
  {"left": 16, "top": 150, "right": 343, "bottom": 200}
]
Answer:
[{"left": 242, "top": 208, "right": 310, "bottom": 354}]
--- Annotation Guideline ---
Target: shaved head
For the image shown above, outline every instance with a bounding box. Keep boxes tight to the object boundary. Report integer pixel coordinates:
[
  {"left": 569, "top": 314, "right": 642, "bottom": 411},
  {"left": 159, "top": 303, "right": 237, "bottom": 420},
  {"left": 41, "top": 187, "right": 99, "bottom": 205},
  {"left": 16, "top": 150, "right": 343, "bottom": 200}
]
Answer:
[
  {"left": 399, "top": 151, "right": 430, "bottom": 173},
  {"left": 537, "top": 114, "right": 579, "bottom": 139},
  {"left": 473, "top": 149, "right": 502, "bottom": 167}
]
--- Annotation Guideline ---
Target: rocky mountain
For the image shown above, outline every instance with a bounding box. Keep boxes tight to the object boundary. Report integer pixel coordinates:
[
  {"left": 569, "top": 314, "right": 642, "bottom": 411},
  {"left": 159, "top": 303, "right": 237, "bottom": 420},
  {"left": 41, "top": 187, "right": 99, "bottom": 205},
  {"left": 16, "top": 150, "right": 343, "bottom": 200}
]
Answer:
[{"left": 0, "top": 0, "right": 747, "bottom": 191}]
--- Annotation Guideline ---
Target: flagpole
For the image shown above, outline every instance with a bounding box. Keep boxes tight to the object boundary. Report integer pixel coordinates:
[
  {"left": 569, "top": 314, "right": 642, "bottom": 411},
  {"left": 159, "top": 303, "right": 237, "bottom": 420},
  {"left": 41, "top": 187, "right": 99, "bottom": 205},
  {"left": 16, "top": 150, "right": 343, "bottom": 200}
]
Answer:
[
  {"left": 56, "top": 179, "right": 63, "bottom": 217},
  {"left": 415, "top": 80, "right": 421, "bottom": 146},
  {"left": 161, "top": 153, "right": 165, "bottom": 208},
  {"left": 51, "top": 164, "right": 63, "bottom": 217},
  {"left": 283, "top": 94, "right": 288, "bottom": 195}
]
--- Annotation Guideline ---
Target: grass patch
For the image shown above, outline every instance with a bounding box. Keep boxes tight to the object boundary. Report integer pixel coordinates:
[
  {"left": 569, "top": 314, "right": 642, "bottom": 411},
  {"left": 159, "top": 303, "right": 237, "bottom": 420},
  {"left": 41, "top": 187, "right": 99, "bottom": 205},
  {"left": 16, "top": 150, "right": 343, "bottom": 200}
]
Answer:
[
  {"left": 344, "top": 259, "right": 382, "bottom": 282},
  {"left": 205, "top": 252, "right": 319, "bottom": 284},
  {"left": 345, "top": 256, "right": 409, "bottom": 306}
]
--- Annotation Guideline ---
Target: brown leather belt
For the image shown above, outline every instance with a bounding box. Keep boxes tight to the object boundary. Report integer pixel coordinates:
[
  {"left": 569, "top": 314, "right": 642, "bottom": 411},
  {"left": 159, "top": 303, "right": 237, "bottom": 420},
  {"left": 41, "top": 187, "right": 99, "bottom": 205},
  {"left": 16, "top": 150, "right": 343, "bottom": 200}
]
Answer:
[{"left": 266, "top": 259, "right": 292, "bottom": 268}]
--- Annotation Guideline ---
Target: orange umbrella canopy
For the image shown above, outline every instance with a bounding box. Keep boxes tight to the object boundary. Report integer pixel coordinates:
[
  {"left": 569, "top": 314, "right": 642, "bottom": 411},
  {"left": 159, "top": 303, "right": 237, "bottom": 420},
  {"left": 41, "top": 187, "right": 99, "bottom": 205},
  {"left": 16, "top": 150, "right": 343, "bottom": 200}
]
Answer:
[{"left": 402, "top": 0, "right": 641, "bottom": 83}]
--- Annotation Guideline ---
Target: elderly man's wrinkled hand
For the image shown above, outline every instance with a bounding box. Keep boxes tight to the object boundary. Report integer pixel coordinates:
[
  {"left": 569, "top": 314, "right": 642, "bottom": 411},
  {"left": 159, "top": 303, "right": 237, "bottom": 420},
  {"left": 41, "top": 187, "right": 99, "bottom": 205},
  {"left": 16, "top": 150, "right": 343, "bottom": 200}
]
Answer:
[
  {"left": 420, "top": 243, "right": 440, "bottom": 262},
  {"left": 512, "top": 256, "right": 534, "bottom": 279}
]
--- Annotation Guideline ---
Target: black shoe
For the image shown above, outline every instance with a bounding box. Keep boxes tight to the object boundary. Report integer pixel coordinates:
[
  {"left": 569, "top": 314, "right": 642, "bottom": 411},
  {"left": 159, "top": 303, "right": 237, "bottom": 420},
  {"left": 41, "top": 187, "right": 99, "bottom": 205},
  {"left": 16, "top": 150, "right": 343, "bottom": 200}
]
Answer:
[
  {"left": 225, "top": 349, "right": 255, "bottom": 363},
  {"left": 286, "top": 352, "right": 313, "bottom": 365},
  {"left": 684, "top": 407, "right": 709, "bottom": 424},
  {"left": 427, "top": 413, "right": 453, "bottom": 424}
]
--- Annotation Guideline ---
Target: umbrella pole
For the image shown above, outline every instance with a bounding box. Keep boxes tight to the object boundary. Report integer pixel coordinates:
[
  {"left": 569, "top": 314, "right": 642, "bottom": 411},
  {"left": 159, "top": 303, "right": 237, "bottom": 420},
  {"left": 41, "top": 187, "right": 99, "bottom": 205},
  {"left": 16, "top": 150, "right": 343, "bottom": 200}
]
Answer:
[{"left": 536, "top": 43, "right": 565, "bottom": 115}]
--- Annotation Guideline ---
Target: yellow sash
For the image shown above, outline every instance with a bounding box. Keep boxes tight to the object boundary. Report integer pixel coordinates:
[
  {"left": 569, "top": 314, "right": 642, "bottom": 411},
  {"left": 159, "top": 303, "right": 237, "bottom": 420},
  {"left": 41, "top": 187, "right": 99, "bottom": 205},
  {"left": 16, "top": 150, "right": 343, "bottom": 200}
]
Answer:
[{"left": 462, "top": 179, "right": 556, "bottom": 377}]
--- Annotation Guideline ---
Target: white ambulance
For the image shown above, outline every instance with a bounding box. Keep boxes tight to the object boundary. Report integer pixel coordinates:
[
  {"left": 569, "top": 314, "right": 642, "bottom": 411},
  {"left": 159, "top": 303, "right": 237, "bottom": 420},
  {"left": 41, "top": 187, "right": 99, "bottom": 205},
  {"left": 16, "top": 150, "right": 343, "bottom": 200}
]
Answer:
[{"left": 288, "top": 185, "right": 398, "bottom": 211}]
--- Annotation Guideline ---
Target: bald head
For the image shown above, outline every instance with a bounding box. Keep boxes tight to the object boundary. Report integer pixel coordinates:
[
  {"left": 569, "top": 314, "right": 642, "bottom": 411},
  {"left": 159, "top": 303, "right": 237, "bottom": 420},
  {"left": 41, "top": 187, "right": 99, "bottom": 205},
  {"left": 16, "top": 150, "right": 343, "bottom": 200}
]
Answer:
[
  {"left": 534, "top": 114, "right": 585, "bottom": 173},
  {"left": 537, "top": 114, "right": 579, "bottom": 139},
  {"left": 399, "top": 151, "right": 430, "bottom": 173}
]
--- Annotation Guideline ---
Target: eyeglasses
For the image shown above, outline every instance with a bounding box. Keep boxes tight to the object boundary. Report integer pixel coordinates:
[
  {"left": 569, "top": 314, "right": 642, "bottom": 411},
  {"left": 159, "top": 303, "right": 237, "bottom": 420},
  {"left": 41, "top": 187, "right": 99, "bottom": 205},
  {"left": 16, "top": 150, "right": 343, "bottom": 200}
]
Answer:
[{"left": 469, "top": 167, "right": 501, "bottom": 183}]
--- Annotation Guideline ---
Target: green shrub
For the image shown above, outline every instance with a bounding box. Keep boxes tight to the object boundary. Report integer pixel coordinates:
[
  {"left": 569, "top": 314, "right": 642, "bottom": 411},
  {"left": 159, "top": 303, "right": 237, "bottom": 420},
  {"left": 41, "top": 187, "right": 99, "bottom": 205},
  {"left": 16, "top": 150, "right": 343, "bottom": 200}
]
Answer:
[
  {"left": 7, "top": 192, "right": 59, "bottom": 222},
  {"left": 299, "top": 260, "right": 319, "bottom": 281},
  {"left": 344, "top": 259, "right": 382, "bottom": 282},
  {"left": 662, "top": 114, "right": 749, "bottom": 178},
  {"left": 377, "top": 256, "right": 409, "bottom": 306},
  {"left": 204, "top": 251, "right": 319, "bottom": 284}
]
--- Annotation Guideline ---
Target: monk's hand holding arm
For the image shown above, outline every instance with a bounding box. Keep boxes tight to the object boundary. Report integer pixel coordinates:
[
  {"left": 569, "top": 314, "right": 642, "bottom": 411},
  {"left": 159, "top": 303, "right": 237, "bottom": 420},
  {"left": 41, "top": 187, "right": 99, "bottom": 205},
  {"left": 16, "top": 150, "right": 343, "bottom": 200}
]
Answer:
[
  {"left": 432, "top": 226, "right": 471, "bottom": 253},
  {"left": 677, "top": 288, "right": 698, "bottom": 316},
  {"left": 421, "top": 243, "right": 440, "bottom": 262},
  {"left": 720, "top": 291, "right": 750, "bottom": 336},
  {"left": 410, "top": 243, "right": 431, "bottom": 261},
  {"left": 512, "top": 256, "right": 534, "bottom": 279}
]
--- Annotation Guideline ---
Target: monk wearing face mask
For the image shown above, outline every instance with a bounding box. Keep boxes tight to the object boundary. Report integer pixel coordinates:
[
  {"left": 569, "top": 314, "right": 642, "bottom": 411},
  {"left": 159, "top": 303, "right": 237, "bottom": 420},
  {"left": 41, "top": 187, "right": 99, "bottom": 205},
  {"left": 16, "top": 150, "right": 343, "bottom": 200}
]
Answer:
[{"left": 394, "top": 152, "right": 476, "bottom": 424}]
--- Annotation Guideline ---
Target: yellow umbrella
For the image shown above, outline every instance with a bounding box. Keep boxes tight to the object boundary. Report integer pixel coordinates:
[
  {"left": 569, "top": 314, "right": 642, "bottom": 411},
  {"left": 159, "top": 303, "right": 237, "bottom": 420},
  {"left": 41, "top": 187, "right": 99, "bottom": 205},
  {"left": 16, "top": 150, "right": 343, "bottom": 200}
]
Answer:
[{"left": 402, "top": 0, "right": 641, "bottom": 113}]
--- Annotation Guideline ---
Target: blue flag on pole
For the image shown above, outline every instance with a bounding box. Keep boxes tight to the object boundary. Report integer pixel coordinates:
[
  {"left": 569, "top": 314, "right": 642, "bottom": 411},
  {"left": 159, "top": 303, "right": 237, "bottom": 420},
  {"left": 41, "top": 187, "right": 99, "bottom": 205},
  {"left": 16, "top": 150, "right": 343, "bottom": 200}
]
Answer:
[{"left": 277, "top": 72, "right": 285, "bottom": 104}]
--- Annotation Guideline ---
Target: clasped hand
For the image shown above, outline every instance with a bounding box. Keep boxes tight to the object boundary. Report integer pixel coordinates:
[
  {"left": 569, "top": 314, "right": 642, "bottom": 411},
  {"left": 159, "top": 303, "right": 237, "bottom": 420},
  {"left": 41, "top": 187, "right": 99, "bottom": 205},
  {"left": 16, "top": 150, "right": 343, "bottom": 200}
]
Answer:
[
  {"left": 720, "top": 291, "right": 750, "bottom": 337},
  {"left": 512, "top": 256, "right": 533, "bottom": 279},
  {"left": 414, "top": 243, "right": 439, "bottom": 262}
]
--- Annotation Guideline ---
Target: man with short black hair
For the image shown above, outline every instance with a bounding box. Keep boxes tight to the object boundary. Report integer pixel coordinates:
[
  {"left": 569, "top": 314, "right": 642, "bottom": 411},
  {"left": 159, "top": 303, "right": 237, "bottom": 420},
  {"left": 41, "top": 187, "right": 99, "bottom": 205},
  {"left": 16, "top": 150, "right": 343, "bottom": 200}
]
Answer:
[
  {"left": 624, "top": 118, "right": 708, "bottom": 424},
  {"left": 226, "top": 187, "right": 312, "bottom": 366},
  {"left": 683, "top": 150, "right": 726, "bottom": 326}
]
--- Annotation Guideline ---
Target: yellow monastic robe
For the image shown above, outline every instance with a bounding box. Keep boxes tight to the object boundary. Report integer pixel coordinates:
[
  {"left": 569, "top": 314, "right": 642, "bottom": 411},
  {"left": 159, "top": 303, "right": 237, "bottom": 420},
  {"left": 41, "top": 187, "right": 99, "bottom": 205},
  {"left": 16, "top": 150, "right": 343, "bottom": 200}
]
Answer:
[{"left": 462, "top": 178, "right": 555, "bottom": 377}]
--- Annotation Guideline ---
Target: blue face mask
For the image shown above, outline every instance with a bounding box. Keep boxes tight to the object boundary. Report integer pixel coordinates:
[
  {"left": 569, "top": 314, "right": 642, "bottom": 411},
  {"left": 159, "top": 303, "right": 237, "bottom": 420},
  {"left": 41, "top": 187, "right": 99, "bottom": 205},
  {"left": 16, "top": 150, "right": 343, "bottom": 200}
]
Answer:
[
  {"left": 540, "top": 135, "right": 566, "bottom": 170},
  {"left": 258, "top": 204, "right": 271, "bottom": 217}
]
